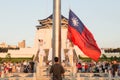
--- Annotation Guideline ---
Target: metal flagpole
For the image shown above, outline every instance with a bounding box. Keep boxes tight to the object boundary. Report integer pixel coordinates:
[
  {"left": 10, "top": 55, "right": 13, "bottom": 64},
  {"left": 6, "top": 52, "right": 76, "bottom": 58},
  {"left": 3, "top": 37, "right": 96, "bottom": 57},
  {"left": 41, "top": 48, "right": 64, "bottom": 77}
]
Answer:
[{"left": 52, "top": 0, "right": 61, "bottom": 64}]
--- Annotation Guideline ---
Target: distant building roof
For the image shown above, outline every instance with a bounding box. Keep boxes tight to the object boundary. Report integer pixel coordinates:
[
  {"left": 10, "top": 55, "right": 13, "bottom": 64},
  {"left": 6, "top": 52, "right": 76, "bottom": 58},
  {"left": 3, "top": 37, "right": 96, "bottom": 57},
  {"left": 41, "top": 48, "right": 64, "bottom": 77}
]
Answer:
[
  {"left": 36, "top": 14, "right": 68, "bottom": 29},
  {"left": 38, "top": 14, "right": 68, "bottom": 21}
]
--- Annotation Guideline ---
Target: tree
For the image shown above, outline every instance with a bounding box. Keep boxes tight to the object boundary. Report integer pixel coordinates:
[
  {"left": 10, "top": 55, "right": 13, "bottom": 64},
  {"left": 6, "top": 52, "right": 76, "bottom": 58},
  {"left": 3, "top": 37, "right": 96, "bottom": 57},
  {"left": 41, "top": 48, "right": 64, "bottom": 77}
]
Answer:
[
  {"left": 101, "top": 54, "right": 107, "bottom": 60},
  {"left": 6, "top": 53, "right": 11, "bottom": 59},
  {"left": 110, "top": 56, "right": 114, "bottom": 61},
  {"left": 78, "top": 54, "right": 82, "bottom": 59}
]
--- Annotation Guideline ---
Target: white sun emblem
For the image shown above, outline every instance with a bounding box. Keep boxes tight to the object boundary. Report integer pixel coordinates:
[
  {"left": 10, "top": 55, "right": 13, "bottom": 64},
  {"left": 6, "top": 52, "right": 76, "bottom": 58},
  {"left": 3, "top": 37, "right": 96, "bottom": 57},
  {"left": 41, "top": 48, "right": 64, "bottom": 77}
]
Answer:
[{"left": 72, "top": 17, "right": 79, "bottom": 26}]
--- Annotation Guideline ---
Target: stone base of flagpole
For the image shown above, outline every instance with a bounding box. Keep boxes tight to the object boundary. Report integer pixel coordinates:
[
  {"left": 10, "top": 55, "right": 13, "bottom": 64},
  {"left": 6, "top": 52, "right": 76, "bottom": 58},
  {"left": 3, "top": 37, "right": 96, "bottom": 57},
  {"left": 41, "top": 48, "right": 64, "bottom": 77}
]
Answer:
[
  {"left": 35, "top": 64, "right": 75, "bottom": 80},
  {"left": 64, "top": 66, "right": 74, "bottom": 80},
  {"left": 36, "top": 64, "right": 50, "bottom": 80}
]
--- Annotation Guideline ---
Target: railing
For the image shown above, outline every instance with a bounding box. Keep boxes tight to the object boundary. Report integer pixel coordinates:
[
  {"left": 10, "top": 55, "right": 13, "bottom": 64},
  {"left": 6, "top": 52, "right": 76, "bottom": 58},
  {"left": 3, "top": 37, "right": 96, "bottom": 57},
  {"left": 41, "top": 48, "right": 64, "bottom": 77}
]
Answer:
[
  {"left": 1, "top": 64, "right": 120, "bottom": 80},
  {"left": 0, "top": 73, "right": 35, "bottom": 80},
  {"left": 0, "top": 77, "right": 34, "bottom": 80},
  {"left": 1, "top": 72, "right": 120, "bottom": 80},
  {"left": 76, "top": 73, "right": 120, "bottom": 80},
  {"left": 35, "top": 64, "right": 120, "bottom": 80}
]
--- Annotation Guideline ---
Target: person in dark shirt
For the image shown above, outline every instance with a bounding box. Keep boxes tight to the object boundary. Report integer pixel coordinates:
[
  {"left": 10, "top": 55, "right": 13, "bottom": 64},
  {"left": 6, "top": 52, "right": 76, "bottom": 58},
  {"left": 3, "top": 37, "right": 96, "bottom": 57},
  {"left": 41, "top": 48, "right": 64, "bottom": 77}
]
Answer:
[
  {"left": 29, "top": 60, "right": 35, "bottom": 73},
  {"left": 49, "top": 57, "right": 65, "bottom": 80},
  {"left": 112, "top": 60, "right": 118, "bottom": 77}
]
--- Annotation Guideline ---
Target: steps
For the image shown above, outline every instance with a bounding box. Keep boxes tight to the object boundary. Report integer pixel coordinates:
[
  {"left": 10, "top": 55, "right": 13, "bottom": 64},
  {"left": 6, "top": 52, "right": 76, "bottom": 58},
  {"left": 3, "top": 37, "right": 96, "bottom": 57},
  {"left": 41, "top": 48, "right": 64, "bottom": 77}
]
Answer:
[{"left": 36, "top": 65, "right": 74, "bottom": 80}]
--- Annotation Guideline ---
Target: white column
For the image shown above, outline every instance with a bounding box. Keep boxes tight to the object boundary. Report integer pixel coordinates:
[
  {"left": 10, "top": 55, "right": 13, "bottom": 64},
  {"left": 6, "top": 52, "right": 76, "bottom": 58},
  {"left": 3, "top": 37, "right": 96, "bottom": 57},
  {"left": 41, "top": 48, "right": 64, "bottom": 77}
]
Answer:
[{"left": 68, "top": 47, "right": 73, "bottom": 66}]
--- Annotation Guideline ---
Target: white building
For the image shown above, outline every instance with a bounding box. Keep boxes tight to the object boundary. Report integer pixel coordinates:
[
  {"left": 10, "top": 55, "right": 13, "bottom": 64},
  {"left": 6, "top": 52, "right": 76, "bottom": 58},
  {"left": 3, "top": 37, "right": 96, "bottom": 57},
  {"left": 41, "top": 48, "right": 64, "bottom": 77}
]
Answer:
[{"left": 1, "top": 14, "right": 118, "bottom": 60}]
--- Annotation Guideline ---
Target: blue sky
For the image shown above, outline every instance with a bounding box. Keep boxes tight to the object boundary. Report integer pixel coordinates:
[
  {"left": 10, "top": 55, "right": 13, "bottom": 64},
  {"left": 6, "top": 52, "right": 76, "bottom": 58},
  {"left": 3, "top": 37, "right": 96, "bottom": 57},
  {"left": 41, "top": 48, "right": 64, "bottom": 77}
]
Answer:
[{"left": 0, "top": 0, "right": 120, "bottom": 48}]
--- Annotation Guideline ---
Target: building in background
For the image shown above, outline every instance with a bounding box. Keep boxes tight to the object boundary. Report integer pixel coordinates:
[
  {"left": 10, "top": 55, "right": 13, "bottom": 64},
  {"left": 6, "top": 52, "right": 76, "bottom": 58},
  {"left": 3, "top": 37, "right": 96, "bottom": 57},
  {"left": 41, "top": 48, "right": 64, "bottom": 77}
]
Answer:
[
  {"left": 0, "top": 42, "right": 8, "bottom": 48},
  {"left": 18, "top": 40, "right": 26, "bottom": 48},
  {"left": 0, "top": 14, "right": 119, "bottom": 59}
]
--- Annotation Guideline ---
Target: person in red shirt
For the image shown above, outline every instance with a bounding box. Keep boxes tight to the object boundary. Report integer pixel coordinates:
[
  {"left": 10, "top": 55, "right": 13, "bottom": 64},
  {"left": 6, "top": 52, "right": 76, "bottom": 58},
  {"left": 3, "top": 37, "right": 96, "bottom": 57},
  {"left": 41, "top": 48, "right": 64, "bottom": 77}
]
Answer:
[
  {"left": 85, "top": 63, "right": 88, "bottom": 72},
  {"left": 76, "top": 62, "right": 82, "bottom": 72}
]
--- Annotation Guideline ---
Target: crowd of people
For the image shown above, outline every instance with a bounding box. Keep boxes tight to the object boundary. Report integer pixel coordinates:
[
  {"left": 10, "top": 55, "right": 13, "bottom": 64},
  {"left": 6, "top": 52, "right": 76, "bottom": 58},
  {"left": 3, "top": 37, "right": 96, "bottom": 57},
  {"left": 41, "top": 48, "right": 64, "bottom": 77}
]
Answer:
[
  {"left": 76, "top": 60, "right": 120, "bottom": 77},
  {"left": 1, "top": 59, "right": 120, "bottom": 78},
  {"left": 0, "top": 60, "right": 35, "bottom": 77}
]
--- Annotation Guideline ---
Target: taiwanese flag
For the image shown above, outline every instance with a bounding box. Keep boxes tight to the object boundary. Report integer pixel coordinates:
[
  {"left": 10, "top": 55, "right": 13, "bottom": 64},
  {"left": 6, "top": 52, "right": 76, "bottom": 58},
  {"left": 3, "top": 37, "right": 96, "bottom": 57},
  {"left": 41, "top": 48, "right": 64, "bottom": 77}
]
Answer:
[{"left": 67, "top": 10, "right": 101, "bottom": 61}]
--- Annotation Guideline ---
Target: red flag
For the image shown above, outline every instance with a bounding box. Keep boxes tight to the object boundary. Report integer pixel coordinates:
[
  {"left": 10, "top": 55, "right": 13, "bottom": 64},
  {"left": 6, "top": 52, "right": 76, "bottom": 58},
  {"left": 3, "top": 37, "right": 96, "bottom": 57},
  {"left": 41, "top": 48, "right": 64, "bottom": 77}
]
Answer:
[{"left": 67, "top": 10, "right": 101, "bottom": 61}]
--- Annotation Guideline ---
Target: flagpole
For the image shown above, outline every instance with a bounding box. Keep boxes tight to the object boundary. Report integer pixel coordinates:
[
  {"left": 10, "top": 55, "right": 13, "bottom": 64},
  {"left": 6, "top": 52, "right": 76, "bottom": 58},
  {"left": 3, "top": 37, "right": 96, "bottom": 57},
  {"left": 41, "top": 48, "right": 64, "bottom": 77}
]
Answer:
[{"left": 52, "top": 0, "right": 61, "bottom": 64}]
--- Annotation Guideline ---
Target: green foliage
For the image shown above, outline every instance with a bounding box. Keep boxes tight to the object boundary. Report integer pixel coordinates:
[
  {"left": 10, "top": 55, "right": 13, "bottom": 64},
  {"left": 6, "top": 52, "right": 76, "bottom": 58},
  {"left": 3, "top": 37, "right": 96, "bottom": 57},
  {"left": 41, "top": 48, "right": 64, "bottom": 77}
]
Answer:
[
  {"left": 78, "top": 55, "right": 92, "bottom": 62},
  {"left": 0, "top": 47, "right": 8, "bottom": 52},
  {"left": 31, "top": 55, "right": 35, "bottom": 60},
  {"left": 5, "top": 53, "right": 11, "bottom": 58},
  {"left": 78, "top": 55, "right": 82, "bottom": 59},
  {"left": 100, "top": 56, "right": 120, "bottom": 62},
  {"left": 0, "top": 58, "right": 32, "bottom": 63},
  {"left": 104, "top": 48, "right": 120, "bottom": 53},
  {"left": 0, "top": 47, "right": 19, "bottom": 53},
  {"left": 0, "top": 57, "right": 2, "bottom": 62},
  {"left": 78, "top": 54, "right": 120, "bottom": 62},
  {"left": 101, "top": 54, "right": 107, "bottom": 59}
]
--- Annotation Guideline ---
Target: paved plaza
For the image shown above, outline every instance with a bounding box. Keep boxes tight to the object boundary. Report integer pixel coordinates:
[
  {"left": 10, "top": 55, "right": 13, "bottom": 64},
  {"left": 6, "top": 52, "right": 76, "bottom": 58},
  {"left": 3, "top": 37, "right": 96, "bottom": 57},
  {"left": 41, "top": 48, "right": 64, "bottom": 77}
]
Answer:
[{"left": 1, "top": 72, "right": 120, "bottom": 80}]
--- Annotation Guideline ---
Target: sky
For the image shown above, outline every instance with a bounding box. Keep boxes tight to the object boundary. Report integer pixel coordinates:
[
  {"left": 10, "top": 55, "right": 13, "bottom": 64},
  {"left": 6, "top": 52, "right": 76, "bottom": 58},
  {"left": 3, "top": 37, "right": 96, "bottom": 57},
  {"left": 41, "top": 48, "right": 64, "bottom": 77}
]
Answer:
[{"left": 0, "top": 0, "right": 120, "bottom": 48}]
